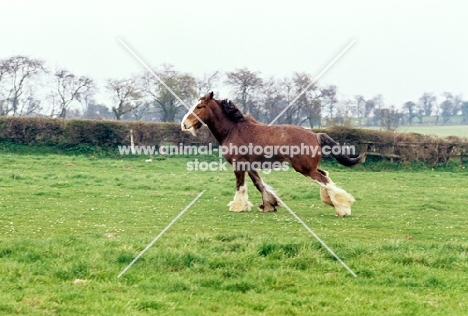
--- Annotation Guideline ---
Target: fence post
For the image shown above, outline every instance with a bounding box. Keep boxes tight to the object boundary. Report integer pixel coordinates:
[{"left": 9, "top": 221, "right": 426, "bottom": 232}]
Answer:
[{"left": 130, "top": 129, "right": 135, "bottom": 155}]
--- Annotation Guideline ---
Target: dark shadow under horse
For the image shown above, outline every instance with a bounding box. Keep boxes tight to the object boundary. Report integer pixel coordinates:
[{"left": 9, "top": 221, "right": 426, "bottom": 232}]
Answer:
[{"left": 181, "top": 92, "right": 365, "bottom": 217}]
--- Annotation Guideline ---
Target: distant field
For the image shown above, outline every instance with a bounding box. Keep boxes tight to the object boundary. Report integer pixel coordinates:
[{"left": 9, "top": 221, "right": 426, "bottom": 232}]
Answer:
[
  {"left": 396, "top": 125, "right": 468, "bottom": 138},
  {"left": 1, "top": 154, "right": 468, "bottom": 315},
  {"left": 359, "top": 125, "right": 468, "bottom": 138}
]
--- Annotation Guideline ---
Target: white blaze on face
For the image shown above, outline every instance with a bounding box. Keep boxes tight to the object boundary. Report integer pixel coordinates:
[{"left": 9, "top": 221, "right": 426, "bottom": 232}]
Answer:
[{"left": 181, "top": 101, "right": 200, "bottom": 136}]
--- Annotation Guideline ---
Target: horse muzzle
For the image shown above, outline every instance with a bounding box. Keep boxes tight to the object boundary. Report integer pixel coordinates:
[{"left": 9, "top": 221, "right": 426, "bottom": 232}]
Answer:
[{"left": 181, "top": 121, "right": 197, "bottom": 136}]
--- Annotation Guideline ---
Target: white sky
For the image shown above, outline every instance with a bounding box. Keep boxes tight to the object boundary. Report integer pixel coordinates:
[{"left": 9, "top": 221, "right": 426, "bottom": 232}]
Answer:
[{"left": 1, "top": 0, "right": 468, "bottom": 108}]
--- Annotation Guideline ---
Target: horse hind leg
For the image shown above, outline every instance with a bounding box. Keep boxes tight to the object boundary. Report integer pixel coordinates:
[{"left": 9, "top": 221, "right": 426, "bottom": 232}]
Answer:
[
  {"left": 228, "top": 171, "right": 253, "bottom": 212},
  {"left": 312, "top": 169, "right": 355, "bottom": 217},
  {"left": 260, "top": 182, "right": 281, "bottom": 212},
  {"left": 317, "top": 169, "right": 334, "bottom": 206},
  {"left": 320, "top": 186, "right": 334, "bottom": 207},
  {"left": 328, "top": 186, "right": 355, "bottom": 217}
]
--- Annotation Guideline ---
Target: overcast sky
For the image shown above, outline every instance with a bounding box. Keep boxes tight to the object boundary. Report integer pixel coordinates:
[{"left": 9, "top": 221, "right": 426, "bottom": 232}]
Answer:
[{"left": 1, "top": 0, "right": 467, "bottom": 108}]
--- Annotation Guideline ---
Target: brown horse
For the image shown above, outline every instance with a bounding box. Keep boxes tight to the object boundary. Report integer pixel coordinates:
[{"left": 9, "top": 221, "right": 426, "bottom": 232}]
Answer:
[{"left": 181, "top": 92, "right": 365, "bottom": 217}]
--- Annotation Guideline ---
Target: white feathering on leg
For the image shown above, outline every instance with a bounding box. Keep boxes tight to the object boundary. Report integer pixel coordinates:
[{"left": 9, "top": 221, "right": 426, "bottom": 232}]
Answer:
[
  {"left": 228, "top": 185, "right": 253, "bottom": 212},
  {"left": 262, "top": 182, "right": 281, "bottom": 207},
  {"left": 325, "top": 183, "right": 355, "bottom": 217}
]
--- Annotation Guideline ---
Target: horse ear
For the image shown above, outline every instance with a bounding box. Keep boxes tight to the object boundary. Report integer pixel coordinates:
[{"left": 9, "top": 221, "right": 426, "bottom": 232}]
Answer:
[{"left": 203, "top": 91, "right": 213, "bottom": 100}]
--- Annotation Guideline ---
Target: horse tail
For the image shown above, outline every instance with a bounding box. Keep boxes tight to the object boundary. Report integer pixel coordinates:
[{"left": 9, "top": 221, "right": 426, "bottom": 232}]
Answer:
[{"left": 317, "top": 133, "right": 366, "bottom": 167}]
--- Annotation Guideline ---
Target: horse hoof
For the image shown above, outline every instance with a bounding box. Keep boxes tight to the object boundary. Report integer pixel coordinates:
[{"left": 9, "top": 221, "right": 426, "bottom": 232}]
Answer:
[
  {"left": 258, "top": 203, "right": 277, "bottom": 212},
  {"left": 228, "top": 201, "right": 251, "bottom": 212},
  {"left": 335, "top": 212, "right": 350, "bottom": 217}
]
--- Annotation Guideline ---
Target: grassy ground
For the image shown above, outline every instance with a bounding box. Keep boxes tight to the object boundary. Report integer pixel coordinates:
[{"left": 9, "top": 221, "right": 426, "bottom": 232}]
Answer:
[{"left": 1, "top": 153, "right": 468, "bottom": 315}]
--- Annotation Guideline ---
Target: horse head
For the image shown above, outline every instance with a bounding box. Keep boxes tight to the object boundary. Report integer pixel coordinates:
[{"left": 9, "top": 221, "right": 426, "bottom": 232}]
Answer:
[{"left": 181, "top": 91, "right": 215, "bottom": 136}]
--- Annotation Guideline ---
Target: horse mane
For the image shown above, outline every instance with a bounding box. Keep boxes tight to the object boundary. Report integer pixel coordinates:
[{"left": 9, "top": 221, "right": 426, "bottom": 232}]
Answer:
[
  {"left": 244, "top": 114, "right": 259, "bottom": 123},
  {"left": 219, "top": 99, "right": 245, "bottom": 122}
]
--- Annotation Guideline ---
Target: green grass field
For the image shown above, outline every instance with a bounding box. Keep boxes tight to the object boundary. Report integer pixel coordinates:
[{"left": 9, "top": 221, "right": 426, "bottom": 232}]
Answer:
[
  {"left": 396, "top": 125, "right": 468, "bottom": 138},
  {"left": 1, "top": 153, "right": 468, "bottom": 315},
  {"left": 357, "top": 124, "right": 468, "bottom": 138}
]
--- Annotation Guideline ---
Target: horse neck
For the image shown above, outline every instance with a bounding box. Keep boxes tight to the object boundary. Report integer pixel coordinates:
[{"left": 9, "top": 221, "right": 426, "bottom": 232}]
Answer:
[{"left": 206, "top": 106, "right": 237, "bottom": 144}]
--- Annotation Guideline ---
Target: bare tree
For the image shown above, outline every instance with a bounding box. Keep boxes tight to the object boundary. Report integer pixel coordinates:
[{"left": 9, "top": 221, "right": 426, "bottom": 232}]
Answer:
[
  {"left": 364, "top": 99, "right": 375, "bottom": 118},
  {"left": 262, "top": 76, "right": 308, "bottom": 125},
  {"left": 373, "top": 94, "right": 384, "bottom": 110},
  {"left": 131, "top": 101, "right": 154, "bottom": 121},
  {"left": 0, "top": 60, "right": 9, "bottom": 114},
  {"left": 321, "top": 85, "right": 338, "bottom": 119},
  {"left": 333, "top": 99, "right": 354, "bottom": 126},
  {"left": 419, "top": 92, "right": 437, "bottom": 117},
  {"left": 225, "top": 67, "right": 263, "bottom": 117},
  {"left": 452, "top": 94, "right": 463, "bottom": 116},
  {"left": 403, "top": 101, "right": 417, "bottom": 124},
  {"left": 259, "top": 76, "right": 286, "bottom": 123},
  {"left": 143, "top": 65, "right": 197, "bottom": 122},
  {"left": 440, "top": 92, "right": 454, "bottom": 124},
  {"left": 82, "top": 99, "right": 113, "bottom": 120},
  {"left": 380, "top": 106, "right": 402, "bottom": 131},
  {"left": 106, "top": 77, "right": 144, "bottom": 120},
  {"left": 276, "top": 77, "right": 299, "bottom": 125},
  {"left": 292, "top": 72, "right": 323, "bottom": 128},
  {"left": 440, "top": 99, "right": 452, "bottom": 124},
  {"left": 18, "top": 87, "right": 42, "bottom": 116},
  {"left": 54, "top": 69, "right": 94, "bottom": 118},
  {"left": 0, "top": 55, "right": 46, "bottom": 116},
  {"left": 77, "top": 88, "right": 96, "bottom": 118},
  {"left": 354, "top": 95, "right": 365, "bottom": 126},
  {"left": 196, "top": 71, "right": 219, "bottom": 97},
  {"left": 461, "top": 101, "right": 468, "bottom": 124}
]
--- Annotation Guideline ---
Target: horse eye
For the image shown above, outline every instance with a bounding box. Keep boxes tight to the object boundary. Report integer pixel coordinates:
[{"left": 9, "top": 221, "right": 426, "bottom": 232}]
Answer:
[{"left": 196, "top": 106, "right": 203, "bottom": 109}]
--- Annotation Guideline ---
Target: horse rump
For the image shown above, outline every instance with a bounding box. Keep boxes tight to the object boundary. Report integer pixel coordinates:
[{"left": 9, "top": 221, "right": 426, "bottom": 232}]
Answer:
[{"left": 317, "top": 133, "right": 366, "bottom": 167}]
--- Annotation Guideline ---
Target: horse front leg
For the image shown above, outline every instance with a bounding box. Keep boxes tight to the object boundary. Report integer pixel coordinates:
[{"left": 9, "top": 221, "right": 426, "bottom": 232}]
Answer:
[
  {"left": 247, "top": 170, "right": 280, "bottom": 212},
  {"left": 228, "top": 171, "right": 253, "bottom": 212}
]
